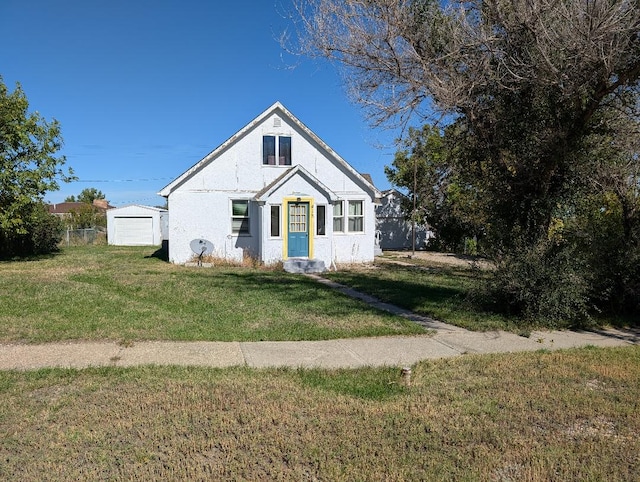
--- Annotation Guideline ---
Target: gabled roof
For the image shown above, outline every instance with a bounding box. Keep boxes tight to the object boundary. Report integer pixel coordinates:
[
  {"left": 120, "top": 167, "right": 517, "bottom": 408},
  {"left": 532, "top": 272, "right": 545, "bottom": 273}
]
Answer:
[
  {"left": 360, "top": 173, "right": 374, "bottom": 186},
  {"left": 254, "top": 165, "right": 339, "bottom": 202},
  {"left": 381, "top": 188, "right": 405, "bottom": 197},
  {"left": 108, "top": 204, "right": 168, "bottom": 213},
  {"left": 158, "top": 101, "right": 381, "bottom": 198}
]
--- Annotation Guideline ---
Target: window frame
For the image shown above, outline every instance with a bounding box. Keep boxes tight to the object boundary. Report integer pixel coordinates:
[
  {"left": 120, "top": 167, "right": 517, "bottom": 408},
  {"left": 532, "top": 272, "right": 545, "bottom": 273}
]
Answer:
[
  {"left": 270, "top": 204, "right": 281, "bottom": 238},
  {"left": 262, "top": 135, "right": 292, "bottom": 166},
  {"left": 231, "top": 199, "right": 251, "bottom": 236},
  {"left": 263, "top": 136, "right": 276, "bottom": 165},
  {"left": 316, "top": 204, "right": 326, "bottom": 236},
  {"left": 347, "top": 200, "right": 364, "bottom": 233},
  {"left": 333, "top": 201, "right": 344, "bottom": 233},
  {"left": 278, "top": 136, "right": 292, "bottom": 166}
]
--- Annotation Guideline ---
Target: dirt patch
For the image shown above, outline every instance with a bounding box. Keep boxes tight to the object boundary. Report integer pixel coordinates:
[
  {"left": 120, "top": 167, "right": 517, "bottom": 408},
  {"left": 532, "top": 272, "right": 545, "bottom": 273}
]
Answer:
[{"left": 380, "top": 251, "right": 492, "bottom": 269}]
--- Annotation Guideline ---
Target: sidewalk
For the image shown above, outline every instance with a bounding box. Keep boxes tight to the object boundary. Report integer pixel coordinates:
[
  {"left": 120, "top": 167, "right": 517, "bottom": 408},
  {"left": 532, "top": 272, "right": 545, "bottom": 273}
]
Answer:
[
  {"left": 1, "top": 327, "right": 637, "bottom": 371},
  {"left": 1, "top": 276, "right": 637, "bottom": 371}
]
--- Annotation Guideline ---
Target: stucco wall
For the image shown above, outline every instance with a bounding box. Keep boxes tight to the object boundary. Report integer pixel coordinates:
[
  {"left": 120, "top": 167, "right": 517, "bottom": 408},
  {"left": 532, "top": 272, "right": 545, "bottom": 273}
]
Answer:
[
  {"left": 167, "top": 191, "right": 259, "bottom": 264},
  {"left": 168, "top": 189, "right": 376, "bottom": 265},
  {"left": 177, "top": 114, "right": 366, "bottom": 195},
  {"left": 164, "top": 108, "right": 378, "bottom": 265}
]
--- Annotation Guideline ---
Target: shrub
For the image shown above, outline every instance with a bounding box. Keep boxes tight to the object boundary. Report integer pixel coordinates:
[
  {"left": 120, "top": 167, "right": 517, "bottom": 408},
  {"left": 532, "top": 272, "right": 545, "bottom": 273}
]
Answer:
[
  {"left": 0, "top": 202, "right": 63, "bottom": 258},
  {"left": 473, "top": 239, "right": 594, "bottom": 328},
  {"left": 28, "top": 203, "right": 64, "bottom": 254}
]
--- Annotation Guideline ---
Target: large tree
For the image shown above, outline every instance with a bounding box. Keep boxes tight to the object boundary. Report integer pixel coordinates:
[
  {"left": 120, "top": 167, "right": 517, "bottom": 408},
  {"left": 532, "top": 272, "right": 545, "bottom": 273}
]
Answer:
[
  {"left": 291, "top": 0, "right": 640, "bottom": 241},
  {"left": 291, "top": 0, "right": 640, "bottom": 123},
  {"left": 290, "top": 0, "right": 640, "bottom": 322},
  {"left": 0, "top": 77, "right": 73, "bottom": 256}
]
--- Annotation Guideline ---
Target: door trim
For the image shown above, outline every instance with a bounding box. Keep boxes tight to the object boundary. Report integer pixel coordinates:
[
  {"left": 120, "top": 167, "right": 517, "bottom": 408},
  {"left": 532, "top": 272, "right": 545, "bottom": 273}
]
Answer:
[{"left": 282, "top": 196, "right": 314, "bottom": 259}]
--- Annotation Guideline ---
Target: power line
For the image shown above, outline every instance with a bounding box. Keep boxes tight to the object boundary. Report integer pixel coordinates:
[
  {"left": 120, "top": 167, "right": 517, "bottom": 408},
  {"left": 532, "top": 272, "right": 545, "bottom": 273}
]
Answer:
[
  {"left": 113, "top": 196, "right": 165, "bottom": 206},
  {"left": 70, "top": 177, "right": 174, "bottom": 183}
]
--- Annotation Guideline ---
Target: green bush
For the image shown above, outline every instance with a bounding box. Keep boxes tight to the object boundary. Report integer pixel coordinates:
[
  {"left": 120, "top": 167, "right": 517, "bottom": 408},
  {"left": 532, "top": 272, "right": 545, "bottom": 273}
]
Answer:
[
  {"left": 474, "top": 240, "right": 594, "bottom": 328},
  {"left": 593, "top": 244, "right": 640, "bottom": 317},
  {"left": 564, "top": 191, "right": 640, "bottom": 319},
  {"left": 0, "top": 202, "right": 63, "bottom": 258},
  {"left": 463, "top": 237, "right": 478, "bottom": 256},
  {"left": 28, "top": 203, "right": 64, "bottom": 254}
]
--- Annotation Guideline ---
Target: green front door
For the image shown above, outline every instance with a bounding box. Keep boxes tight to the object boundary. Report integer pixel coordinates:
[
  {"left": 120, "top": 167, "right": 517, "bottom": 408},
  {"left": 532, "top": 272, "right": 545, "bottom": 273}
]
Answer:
[{"left": 287, "top": 202, "right": 309, "bottom": 258}]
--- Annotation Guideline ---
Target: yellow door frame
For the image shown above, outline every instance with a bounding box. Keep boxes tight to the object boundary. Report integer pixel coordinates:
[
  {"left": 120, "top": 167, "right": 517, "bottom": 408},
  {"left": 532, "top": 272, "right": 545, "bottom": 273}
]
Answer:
[{"left": 282, "top": 196, "right": 314, "bottom": 259}]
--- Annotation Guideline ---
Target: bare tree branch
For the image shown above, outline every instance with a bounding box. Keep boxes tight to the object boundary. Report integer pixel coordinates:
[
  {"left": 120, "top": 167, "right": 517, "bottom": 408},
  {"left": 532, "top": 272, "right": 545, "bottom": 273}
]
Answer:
[{"left": 285, "top": 0, "right": 640, "bottom": 128}]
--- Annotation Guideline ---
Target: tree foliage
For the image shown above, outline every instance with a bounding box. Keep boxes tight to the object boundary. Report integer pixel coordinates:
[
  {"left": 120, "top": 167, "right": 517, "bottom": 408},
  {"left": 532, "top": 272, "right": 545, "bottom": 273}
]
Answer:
[
  {"left": 385, "top": 124, "right": 486, "bottom": 251},
  {"left": 0, "top": 77, "right": 73, "bottom": 257},
  {"left": 65, "top": 188, "right": 105, "bottom": 204},
  {"left": 291, "top": 0, "right": 640, "bottom": 322},
  {"left": 0, "top": 202, "right": 64, "bottom": 258},
  {"left": 68, "top": 204, "right": 107, "bottom": 229},
  {"left": 62, "top": 188, "right": 108, "bottom": 229}
]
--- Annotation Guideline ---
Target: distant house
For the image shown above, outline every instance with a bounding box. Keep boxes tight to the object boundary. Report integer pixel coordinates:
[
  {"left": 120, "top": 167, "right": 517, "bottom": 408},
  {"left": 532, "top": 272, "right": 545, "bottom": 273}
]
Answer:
[
  {"left": 48, "top": 199, "right": 113, "bottom": 219},
  {"left": 375, "top": 189, "right": 433, "bottom": 250},
  {"left": 47, "top": 199, "right": 114, "bottom": 231},
  {"left": 158, "top": 101, "right": 380, "bottom": 271},
  {"left": 106, "top": 205, "right": 168, "bottom": 246}
]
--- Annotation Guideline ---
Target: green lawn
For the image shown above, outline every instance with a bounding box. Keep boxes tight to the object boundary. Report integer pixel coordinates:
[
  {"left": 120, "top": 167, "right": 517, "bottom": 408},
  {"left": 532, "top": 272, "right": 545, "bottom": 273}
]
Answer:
[
  {"left": 1, "top": 346, "right": 638, "bottom": 480},
  {"left": 325, "top": 257, "right": 517, "bottom": 331},
  {"left": 2, "top": 247, "right": 638, "bottom": 480},
  {"left": 0, "top": 245, "right": 424, "bottom": 343}
]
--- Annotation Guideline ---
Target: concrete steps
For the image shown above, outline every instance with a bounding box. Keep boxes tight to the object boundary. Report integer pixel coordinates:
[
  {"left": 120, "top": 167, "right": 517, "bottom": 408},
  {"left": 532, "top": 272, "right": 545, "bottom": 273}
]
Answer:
[{"left": 283, "top": 258, "right": 327, "bottom": 274}]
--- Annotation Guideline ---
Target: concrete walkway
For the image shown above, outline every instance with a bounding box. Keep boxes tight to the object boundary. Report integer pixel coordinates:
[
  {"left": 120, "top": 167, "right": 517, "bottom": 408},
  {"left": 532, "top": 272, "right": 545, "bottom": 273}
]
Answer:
[
  {"left": 0, "top": 329, "right": 637, "bottom": 371},
  {"left": 0, "top": 276, "right": 637, "bottom": 371}
]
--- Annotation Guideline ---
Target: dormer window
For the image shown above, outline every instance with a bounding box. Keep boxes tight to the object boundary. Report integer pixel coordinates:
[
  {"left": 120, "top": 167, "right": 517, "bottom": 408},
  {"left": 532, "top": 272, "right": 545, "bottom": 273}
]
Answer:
[{"left": 263, "top": 135, "right": 292, "bottom": 166}]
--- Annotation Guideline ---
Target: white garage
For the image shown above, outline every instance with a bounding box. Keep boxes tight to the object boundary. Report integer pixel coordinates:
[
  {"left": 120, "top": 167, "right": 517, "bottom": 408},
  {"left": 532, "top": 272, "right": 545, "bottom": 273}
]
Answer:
[{"left": 107, "top": 205, "right": 168, "bottom": 246}]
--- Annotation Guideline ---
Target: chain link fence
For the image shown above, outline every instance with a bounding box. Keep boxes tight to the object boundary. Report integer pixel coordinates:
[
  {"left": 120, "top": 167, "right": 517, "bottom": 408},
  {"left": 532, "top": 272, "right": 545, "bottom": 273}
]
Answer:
[{"left": 62, "top": 228, "right": 107, "bottom": 246}]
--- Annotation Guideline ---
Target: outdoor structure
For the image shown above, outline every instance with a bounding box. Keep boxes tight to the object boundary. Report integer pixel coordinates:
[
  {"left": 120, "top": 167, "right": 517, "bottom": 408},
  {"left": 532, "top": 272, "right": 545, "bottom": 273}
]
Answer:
[
  {"left": 376, "top": 189, "right": 433, "bottom": 250},
  {"left": 48, "top": 199, "right": 113, "bottom": 221},
  {"left": 48, "top": 199, "right": 113, "bottom": 245},
  {"left": 158, "top": 101, "right": 380, "bottom": 271},
  {"left": 106, "top": 204, "right": 168, "bottom": 246}
]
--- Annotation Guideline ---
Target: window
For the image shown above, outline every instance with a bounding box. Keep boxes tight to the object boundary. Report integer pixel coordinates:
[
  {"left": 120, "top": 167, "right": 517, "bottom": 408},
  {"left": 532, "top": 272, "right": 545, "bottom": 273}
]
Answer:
[
  {"left": 316, "top": 205, "right": 326, "bottom": 236},
  {"left": 289, "top": 204, "right": 307, "bottom": 232},
  {"left": 333, "top": 201, "right": 344, "bottom": 232},
  {"left": 263, "top": 136, "right": 276, "bottom": 165},
  {"left": 231, "top": 200, "right": 250, "bottom": 235},
  {"left": 279, "top": 136, "right": 291, "bottom": 165},
  {"left": 348, "top": 200, "right": 364, "bottom": 232},
  {"left": 262, "top": 135, "right": 291, "bottom": 166},
  {"left": 270, "top": 205, "right": 281, "bottom": 237}
]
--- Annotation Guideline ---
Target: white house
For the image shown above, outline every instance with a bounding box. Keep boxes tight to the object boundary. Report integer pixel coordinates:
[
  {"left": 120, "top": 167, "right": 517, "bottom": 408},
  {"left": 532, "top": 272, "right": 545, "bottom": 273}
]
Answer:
[
  {"left": 376, "top": 189, "right": 433, "bottom": 250},
  {"left": 158, "top": 102, "right": 381, "bottom": 271},
  {"left": 107, "top": 204, "right": 168, "bottom": 246}
]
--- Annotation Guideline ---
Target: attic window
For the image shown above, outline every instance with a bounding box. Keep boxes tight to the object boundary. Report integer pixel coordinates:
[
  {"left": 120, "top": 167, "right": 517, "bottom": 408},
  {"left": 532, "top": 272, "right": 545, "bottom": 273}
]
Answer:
[
  {"left": 273, "top": 117, "right": 281, "bottom": 127},
  {"left": 263, "top": 135, "right": 292, "bottom": 166}
]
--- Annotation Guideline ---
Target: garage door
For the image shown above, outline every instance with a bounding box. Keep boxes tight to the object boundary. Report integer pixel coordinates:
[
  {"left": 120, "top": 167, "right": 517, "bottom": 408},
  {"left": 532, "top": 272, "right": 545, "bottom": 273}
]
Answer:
[{"left": 113, "top": 217, "right": 154, "bottom": 245}]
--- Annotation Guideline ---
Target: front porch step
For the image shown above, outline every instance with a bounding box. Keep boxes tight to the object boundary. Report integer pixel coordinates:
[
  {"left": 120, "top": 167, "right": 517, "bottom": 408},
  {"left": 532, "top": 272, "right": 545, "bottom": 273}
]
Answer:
[{"left": 283, "top": 258, "right": 327, "bottom": 274}]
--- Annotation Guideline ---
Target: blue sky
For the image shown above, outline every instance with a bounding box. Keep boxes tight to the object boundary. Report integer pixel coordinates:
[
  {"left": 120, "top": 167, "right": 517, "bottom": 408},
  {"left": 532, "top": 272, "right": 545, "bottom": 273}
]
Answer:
[{"left": 1, "top": 0, "right": 401, "bottom": 207}]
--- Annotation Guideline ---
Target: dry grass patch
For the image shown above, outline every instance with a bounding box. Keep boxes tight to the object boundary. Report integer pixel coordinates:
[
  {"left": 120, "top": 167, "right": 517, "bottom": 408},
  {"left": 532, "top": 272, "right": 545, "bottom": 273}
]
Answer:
[
  {"left": 380, "top": 250, "right": 493, "bottom": 269},
  {"left": 0, "top": 346, "right": 638, "bottom": 480}
]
